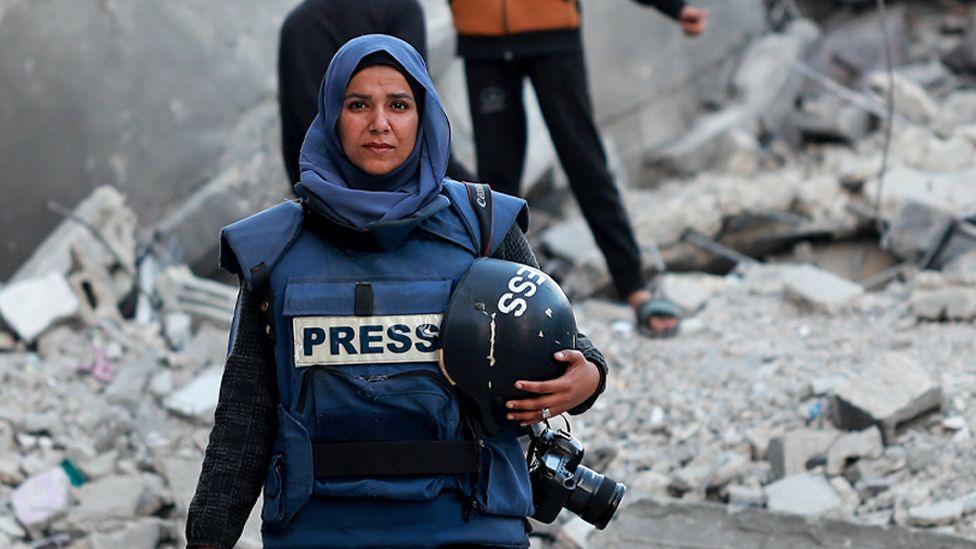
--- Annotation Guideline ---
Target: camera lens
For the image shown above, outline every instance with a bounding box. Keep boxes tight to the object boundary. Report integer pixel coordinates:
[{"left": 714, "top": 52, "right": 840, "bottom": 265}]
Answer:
[{"left": 564, "top": 465, "right": 626, "bottom": 530}]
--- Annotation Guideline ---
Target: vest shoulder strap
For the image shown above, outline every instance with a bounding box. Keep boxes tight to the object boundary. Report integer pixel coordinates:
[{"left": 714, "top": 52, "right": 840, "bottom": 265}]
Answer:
[
  {"left": 219, "top": 200, "right": 304, "bottom": 291},
  {"left": 442, "top": 179, "right": 529, "bottom": 257}
]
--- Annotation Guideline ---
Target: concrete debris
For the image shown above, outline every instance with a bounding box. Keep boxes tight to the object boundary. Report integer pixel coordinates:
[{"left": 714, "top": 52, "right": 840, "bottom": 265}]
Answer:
[
  {"left": 727, "top": 485, "right": 766, "bottom": 508},
  {"left": 826, "top": 427, "right": 884, "bottom": 475},
  {"left": 831, "top": 353, "right": 943, "bottom": 443},
  {"left": 0, "top": 272, "right": 80, "bottom": 342},
  {"left": 867, "top": 71, "right": 938, "bottom": 126},
  {"left": 766, "top": 473, "right": 843, "bottom": 517},
  {"left": 908, "top": 500, "right": 965, "bottom": 528},
  {"left": 782, "top": 264, "right": 864, "bottom": 312},
  {"left": 164, "top": 366, "right": 223, "bottom": 421},
  {"left": 12, "top": 468, "right": 71, "bottom": 536},
  {"left": 795, "top": 93, "right": 875, "bottom": 143},
  {"left": 766, "top": 429, "right": 840, "bottom": 480},
  {"left": 910, "top": 273, "right": 976, "bottom": 322},
  {"left": 657, "top": 273, "right": 733, "bottom": 315},
  {"left": 73, "top": 474, "right": 170, "bottom": 522},
  {"left": 156, "top": 265, "right": 237, "bottom": 327}
]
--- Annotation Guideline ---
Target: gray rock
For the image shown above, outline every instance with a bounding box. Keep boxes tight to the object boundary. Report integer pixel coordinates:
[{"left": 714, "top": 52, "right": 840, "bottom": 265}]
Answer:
[
  {"left": 104, "top": 353, "right": 159, "bottom": 411},
  {"left": 782, "top": 265, "right": 864, "bottom": 312},
  {"left": 11, "top": 468, "right": 71, "bottom": 536},
  {"left": 911, "top": 286, "right": 976, "bottom": 322},
  {"left": 163, "top": 312, "right": 192, "bottom": 351},
  {"left": 766, "top": 473, "right": 843, "bottom": 517},
  {"left": 727, "top": 485, "right": 766, "bottom": 508},
  {"left": 795, "top": 93, "right": 874, "bottom": 143},
  {"left": 831, "top": 353, "right": 943, "bottom": 443},
  {"left": 826, "top": 427, "right": 884, "bottom": 475},
  {"left": 164, "top": 366, "right": 223, "bottom": 421},
  {"left": 867, "top": 71, "right": 938, "bottom": 125},
  {"left": 766, "top": 429, "right": 840, "bottom": 480},
  {"left": 89, "top": 519, "right": 165, "bottom": 549},
  {"left": 830, "top": 476, "right": 861, "bottom": 510},
  {"left": 658, "top": 273, "right": 732, "bottom": 315},
  {"left": 908, "top": 500, "right": 965, "bottom": 527},
  {"left": 0, "top": 272, "right": 80, "bottom": 342},
  {"left": 73, "top": 474, "right": 169, "bottom": 521}
]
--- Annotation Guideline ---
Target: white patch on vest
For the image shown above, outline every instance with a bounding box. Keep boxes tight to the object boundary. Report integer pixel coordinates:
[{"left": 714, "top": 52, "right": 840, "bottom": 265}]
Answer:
[{"left": 292, "top": 314, "right": 443, "bottom": 367}]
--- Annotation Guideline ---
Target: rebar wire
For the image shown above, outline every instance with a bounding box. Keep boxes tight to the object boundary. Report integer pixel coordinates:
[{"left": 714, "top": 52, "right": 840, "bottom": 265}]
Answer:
[{"left": 875, "top": 0, "right": 896, "bottom": 244}]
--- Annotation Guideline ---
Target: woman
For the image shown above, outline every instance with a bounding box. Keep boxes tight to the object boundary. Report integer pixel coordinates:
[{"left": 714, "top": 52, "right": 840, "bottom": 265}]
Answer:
[{"left": 186, "top": 35, "right": 608, "bottom": 548}]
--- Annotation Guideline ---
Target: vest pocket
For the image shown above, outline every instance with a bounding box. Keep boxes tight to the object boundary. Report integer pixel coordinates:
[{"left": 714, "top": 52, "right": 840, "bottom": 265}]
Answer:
[
  {"left": 262, "top": 405, "right": 314, "bottom": 528},
  {"left": 303, "top": 366, "right": 464, "bottom": 501},
  {"left": 480, "top": 437, "right": 535, "bottom": 517}
]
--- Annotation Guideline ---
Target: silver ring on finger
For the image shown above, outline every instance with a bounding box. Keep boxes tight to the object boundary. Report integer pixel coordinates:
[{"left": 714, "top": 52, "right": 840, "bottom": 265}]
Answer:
[{"left": 541, "top": 407, "right": 551, "bottom": 420}]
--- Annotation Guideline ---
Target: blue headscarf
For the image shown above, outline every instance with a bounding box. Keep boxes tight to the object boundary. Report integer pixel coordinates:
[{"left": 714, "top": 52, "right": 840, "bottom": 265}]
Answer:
[{"left": 295, "top": 35, "right": 451, "bottom": 229}]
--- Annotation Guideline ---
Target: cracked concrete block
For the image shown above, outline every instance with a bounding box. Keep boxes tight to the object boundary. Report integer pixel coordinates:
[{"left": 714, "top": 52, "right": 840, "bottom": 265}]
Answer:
[
  {"left": 766, "top": 429, "right": 840, "bottom": 480},
  {"left": 783, "top": 264, "right": 864, "bottom": 312},
  {"left": 0, "top": 272, "right": 80, "bottom": 342},
  {"left": 12, "top": 468, "right": 71, "bottom": 536},
  {"left": 831, "top": 353, "right": 943, "bottom": 443},
  {"left": 766, "top": 473, "right": 843, "bottom": 517},
  {"left": 827, "top": 427, "right": 884, "bottom": 475}
]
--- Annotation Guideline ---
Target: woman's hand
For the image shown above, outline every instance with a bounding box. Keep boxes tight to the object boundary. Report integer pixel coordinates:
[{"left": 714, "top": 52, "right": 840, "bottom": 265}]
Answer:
[
  {"left": 505, "top": 350, "right": 601, "bottom": 426},
  {"left": 679, "top": 6, "right": 709, "bottom": 37}
]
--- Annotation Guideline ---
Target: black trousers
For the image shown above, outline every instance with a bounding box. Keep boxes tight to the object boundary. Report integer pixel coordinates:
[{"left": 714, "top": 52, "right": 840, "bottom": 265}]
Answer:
[{"left": 464, "top": 51, "right": 646, "bottom": 298}]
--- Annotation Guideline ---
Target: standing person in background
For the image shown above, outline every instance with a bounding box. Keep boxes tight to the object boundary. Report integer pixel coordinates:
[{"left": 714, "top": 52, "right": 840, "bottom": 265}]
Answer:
[
  {"left": 450, "top": 0, "right": 708, "bottom": 338},
  {"left": 278, "top": 0, "right": 475, "bottom": 187}
]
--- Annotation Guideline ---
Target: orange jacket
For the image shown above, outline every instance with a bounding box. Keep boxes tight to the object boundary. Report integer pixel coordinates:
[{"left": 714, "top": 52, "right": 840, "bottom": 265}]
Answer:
[{"left": 450, "top": 0, "right": 581, "bottom": 37}]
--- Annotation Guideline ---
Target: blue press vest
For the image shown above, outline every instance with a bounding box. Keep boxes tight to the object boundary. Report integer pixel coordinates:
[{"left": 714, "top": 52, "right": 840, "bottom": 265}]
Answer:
[{"left": 219, "top": 181, "right": 533, "bottom": 548}]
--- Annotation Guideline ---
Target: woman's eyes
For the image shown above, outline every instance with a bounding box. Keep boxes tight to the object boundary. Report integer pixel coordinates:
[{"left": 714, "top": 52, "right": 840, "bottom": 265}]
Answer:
[{"left": 345, "top": 100, "right": 411, "bottom": 111}]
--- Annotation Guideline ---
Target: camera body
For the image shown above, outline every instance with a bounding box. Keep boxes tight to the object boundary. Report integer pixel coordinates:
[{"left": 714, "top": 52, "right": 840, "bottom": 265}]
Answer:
[{"left": 528, "top": 426, "right": 626, "bottom": 530}]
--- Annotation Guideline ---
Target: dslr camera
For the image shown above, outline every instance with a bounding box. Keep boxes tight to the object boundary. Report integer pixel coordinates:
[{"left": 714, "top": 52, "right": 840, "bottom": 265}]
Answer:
[{"left": 527, "top": 426, "right": 626, "bottom": 529}]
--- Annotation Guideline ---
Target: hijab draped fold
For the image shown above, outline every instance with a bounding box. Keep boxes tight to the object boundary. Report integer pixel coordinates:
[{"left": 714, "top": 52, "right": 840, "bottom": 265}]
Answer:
[{"left": 295, "top": 35, "right": 451, "bottom": 229}]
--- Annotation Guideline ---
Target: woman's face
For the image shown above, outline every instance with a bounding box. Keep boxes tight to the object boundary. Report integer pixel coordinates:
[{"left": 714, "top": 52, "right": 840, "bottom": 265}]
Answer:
[{"left": 338, "top": 65, "right": 419, "bottom": 176}]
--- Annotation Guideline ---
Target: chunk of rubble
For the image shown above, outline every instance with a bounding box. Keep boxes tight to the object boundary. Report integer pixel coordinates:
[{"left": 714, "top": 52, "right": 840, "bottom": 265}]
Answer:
[
  {"left": 658, "top": 273, "right": 732, "bottom": 315},
  {"left": 765, "top": 473, "right": 843, "bottom": 517},
  {"left": 907, "top": 500, "right": 965, "bottom": 527},
  {"left": 727, "top": 485, "right": 766, "bottom": 508},
  {"left": 782, "top": 264, "right": 864, "bottom": 312},
  {"left": 910, "top": 281, "right": 976, "bottom": 322},
  {"left": 766, "top": 429, "right": 840, "bottom": 480},
  {"left": 0, "top": 272, "right": 80, "bottom": 342},
  {"left": 12, "top": 468, "right": 71, "bottom": 536},
  {"left": 164, "top": 366, "right": 223, "bottom": 421},
  {"left": 72, "top": 474, "right": 169, "bottom": 522},
  {"left": 867, "top": 71, "right": 938, "bottom": 125},
  {"left": 827, "top": 427, "right": 884, "bottom": 475},
  {"left": 831, "top": 353, "right": 943, "bottom": 442}
]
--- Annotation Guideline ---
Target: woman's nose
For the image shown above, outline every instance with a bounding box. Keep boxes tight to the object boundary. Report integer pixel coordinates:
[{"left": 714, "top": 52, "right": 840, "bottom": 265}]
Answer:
[{"left": 369, "top": 108, "right": 391, "bottom": 134}]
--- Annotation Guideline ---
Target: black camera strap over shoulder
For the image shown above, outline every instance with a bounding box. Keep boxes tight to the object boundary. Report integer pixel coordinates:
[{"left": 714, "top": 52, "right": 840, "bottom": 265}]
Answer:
[{"left": 464, "top": 182, "right": 494, "bottom": 257}]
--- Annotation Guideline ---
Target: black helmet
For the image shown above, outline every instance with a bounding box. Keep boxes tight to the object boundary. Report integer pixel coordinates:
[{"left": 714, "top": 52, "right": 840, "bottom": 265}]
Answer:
[{"left": 439, "top": 258, "right": 578, "bottom": 436}]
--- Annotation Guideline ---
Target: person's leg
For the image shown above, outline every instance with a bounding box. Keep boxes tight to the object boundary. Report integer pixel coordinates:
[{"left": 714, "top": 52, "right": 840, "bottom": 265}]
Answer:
[
  {"left": 463, "top": 58, "right": 527, "bottom": 197},
  {"left": 526, "top": 50, "right": 677, "bottom": 335}
]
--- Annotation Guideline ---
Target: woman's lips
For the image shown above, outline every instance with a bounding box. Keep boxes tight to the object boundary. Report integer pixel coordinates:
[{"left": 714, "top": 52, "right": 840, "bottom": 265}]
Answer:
[{"left": 364, "top": 143, "right": 395, "bottom": 153}]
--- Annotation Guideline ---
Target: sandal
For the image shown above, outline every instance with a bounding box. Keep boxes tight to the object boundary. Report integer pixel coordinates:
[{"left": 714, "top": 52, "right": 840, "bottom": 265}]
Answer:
[{"left": 635, "top": 297, "right": 682, "bottom": 339}]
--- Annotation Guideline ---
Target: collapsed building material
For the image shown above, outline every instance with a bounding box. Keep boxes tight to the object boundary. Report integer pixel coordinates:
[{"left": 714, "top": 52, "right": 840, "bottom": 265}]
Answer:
[
  {"left": 909, "top": 272, "right": 976, "bottom": 322},
  {"left": 11, "top": 186, "right": 136, "bottom": 290},
  {"left": 766, "top": 429, "right": 840, "bottom": 480},
  {"left": 12, "top": 468, "right": 71, "bottom": 537},
  {"left": 831, "top": 353, "right": 943, "bottom": 443},
  {"left": 155, "top": 265, "right": 237, "bottom": 327},
  {"left": 826, "top": 427, "right": 884, "bottom": 475},
  {"left": 0, "top": 272, "right": 80, "bottom": 342},
  {"left": 782, "top": 264, "right": 864, "bottom": 312},
  {"left": 163, "top": 366, "right": 223, "bottom": 422},
  {"left": 765, "top": 473, "right": 843, "bottom": 517}
]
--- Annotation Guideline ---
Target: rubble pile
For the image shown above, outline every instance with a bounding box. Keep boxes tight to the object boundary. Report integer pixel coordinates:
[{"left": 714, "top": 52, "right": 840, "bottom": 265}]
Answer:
[{"left": 0, "top": 188, "right": 260, "bottom": 548}]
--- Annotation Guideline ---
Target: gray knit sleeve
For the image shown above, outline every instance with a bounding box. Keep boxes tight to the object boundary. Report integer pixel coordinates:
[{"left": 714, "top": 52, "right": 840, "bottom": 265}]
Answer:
[
  {"left": 186, "top": 286, "right": 279, "bottom": 549},
  {"left": 491, "top": 225, "right": 608, "bottom": 415}
]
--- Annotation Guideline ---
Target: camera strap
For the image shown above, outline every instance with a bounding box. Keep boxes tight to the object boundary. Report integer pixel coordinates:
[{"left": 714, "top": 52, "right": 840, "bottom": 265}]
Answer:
[{"left": 464, "top": 182, "right": 494, "bottom": 257}]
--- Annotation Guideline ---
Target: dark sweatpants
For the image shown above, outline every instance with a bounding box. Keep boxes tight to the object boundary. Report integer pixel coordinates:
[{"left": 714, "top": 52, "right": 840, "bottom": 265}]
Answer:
[{"left": 464, "top": 51, "right": 646, "bottom": 298}]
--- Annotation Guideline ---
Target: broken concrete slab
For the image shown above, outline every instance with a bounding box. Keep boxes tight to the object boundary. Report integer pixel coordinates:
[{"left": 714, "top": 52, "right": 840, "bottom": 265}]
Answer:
[
  {"left": 72, "top": 474, "right": 169, "bottom": 522},
  {"left": 156, "top": 265, "right": 237, "bottom": 327},
  {"left": 831, "top": 353, "right": 943, "bottom": 442},
  {"left": 827, "top": 426, "right": 884, "bottom": 475},
  {"left": 164, "top": 366, "right": 223, "bottom": 421},
  {"left": 766, "top": 473, "right": 843, "bottom": 517},
  {"left": 12, "top": 467, "right": 71, "bottom": 536},
  {"left": 766, "top": 429, "right": 841, "bottom": 480},
  {"left": 727, "top": 484, "right": 766, "bottom": 508},
  {"left": 868, "top": 71, "right": 939, "bottom": 126},
  {"left": 782, "top": 264, "right": 864, "bottom": 312},
  {"left": 89, "top": 519, "right": 169, "bottom": 549},
  {"left": 795, "top": 93, "right": 875, "bottom": 143},
  {"left": 658, "top": 273, "right": 733, "bottom": 315},
  {"left": 0, "top": 272, "right": 80, "bottom": 342},
  {"left": 911, "top": 285, "right": 976, "bottom": 322},
  {"left": 908, "top": 500, "right": 965, "bottom": 528}
]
